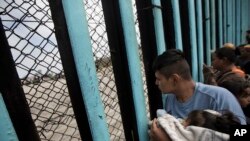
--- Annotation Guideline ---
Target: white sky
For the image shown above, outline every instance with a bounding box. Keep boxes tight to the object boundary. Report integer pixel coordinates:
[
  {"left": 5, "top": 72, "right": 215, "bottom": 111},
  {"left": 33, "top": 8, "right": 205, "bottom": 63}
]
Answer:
[{"left": 0, "top": 0, "right": 139, "bottom": 78}]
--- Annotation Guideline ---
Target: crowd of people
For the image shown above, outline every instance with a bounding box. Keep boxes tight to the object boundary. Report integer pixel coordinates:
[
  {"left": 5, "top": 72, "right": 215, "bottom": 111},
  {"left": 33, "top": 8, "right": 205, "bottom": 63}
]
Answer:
[{"left": 148, "top": 30, "right": 250, "bottom": 141}]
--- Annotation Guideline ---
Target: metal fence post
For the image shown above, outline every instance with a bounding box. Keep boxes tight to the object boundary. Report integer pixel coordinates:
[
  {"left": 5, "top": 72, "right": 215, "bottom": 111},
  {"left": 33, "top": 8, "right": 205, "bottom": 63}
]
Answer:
[
  {"left": 171, "top": 0, "right": 183, "bottom": 51},
  {"left": 0, "top": 92, "right": 19, "bottom": 141},
  {"left": 118, "top": 0, "right": 149, "bottom": 140},
  {"left": 205, "top": 0, "right": 212, "bottom": 65},
  {"left": 0, "top": 19, "right": 40, "bottom": 141},
  {"left": 152, "top": 0, "right": 167, "bottom": 54},
  {"left": 62, "top": 0, "right": 110, "bottom": 140},
  {"left": 187, "top": 0, "right": 198, "bottom": 81},
  {"left": 135, "top": 0, "right": 163, "bottom": 119},
  {"left": 218, "top": 0, "right": 223, "bottom": 47},
  {"left": 196, "top": 0, "right": 204, "bottom": 82},
  {"left": 48, "top": 0, "right": 92, "bottom": 140}
]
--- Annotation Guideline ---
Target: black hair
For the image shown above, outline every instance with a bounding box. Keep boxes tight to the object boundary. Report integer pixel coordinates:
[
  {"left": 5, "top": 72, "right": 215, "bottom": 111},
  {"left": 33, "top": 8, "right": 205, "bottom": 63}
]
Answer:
[
  {"left": 246, "top": 30, "right": 250, "bottom": 43},
  {"left": 243, "top": 61, "right": 250, "bottom": 74},
  {"left": 220, "top": 79, "right": 250, "bottom": 98},
  {"left": 187, "top": 110, "right": 240, "bottom": 134},
  {"left": 214, "top": 47, "right": 237, "bottom": 63},
  {"left": 152, "top": 49, "right": 192, "bottom": 80}
]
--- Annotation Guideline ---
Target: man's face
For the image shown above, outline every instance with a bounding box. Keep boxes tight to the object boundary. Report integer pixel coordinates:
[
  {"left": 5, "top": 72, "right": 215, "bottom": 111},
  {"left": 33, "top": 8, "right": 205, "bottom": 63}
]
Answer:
[{"left": 155, "top": 71, "right": 173, "bottom": 93}]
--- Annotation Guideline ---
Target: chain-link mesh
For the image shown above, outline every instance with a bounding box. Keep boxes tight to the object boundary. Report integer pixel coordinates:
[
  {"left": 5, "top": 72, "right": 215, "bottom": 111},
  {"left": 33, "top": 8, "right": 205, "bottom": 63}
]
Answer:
[
  {"left": 0, "top": 0, "right": 149, "bottom": 140},
  {"left": 0, "top": 0, "right": 80, "bottom": 140}
]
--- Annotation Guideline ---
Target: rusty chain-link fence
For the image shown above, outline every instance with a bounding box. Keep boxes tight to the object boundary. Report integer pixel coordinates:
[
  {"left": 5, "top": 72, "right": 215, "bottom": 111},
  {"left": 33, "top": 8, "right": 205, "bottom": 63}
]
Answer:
[{"left": 0, "top": 0, "right": 149, "bottom": 140}]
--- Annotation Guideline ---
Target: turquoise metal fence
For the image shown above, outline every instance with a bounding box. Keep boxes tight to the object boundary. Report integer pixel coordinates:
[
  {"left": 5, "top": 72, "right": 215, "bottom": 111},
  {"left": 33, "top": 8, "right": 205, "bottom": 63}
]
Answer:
[
  {"left": 0, "top": 92, "right": 19, "bottom": 141},
  {"left": 0, "top": 0, "right": 250, "bottom": 141}
]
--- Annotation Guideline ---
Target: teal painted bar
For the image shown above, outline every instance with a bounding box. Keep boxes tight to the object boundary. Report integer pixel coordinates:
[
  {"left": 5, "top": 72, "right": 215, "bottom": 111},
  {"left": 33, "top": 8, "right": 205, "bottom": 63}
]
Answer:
[
  {"left": 152, "top": 0, "right": 166, "bottom": 54},
  {"left": 241, "top": 0, "right": 247, "bottom": 43},
  {"left": 223, "top": 0, "right": 228, "bottom": 43},
  {"left": 218, "top": 0, "right": 223, "bottom": 46},
  {"left": 171, "top": 0, "right": 183, "bottom": 50},
  {"left": 61, "top": 0, "right": 109, "bottom": 140},
  {"left": 236, "top": 0, "right": 241, "bottom": 46},
  {"left": 118, "top": 0, "right": 149, "bottom": 141},
  {"left": 187, "top": 0, "right": 198, "bottom": 81},
  {"left": 231, "top": 0, "right": 235, "bottom": 44},
  {"left": 0, "top": 93, "right": 19, "bottom": 141},
  {"left": 248, "top": 0, "right": 250, "bottom": 29},
  {"left": 210, "top": 0, "right": 216, "bottom": 50},
  {"left": 196, "top": 0, "right": 204, "bottom": 82},
  {"left": 249, "top": 0, "right": 250, "bottom": 28},
  {"left": 241, "top": 0, "right": 244, "bottom": 43},
  {"left": 227, "top": 0, "right": 233, "bottom": 42},
  {"left": 205, "top": 0, "right": 211, "bottom": 65}
]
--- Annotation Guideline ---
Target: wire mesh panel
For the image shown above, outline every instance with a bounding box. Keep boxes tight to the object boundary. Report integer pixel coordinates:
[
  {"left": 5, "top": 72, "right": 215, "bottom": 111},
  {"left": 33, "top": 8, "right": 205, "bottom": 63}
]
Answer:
[{"left": 0, "top": 0, "right": 80, "bottom": 140}]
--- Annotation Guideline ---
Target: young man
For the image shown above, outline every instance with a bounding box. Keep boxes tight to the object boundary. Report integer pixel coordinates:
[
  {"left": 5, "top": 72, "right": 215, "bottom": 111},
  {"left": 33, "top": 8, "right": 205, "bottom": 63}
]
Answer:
[{"left": 150, "top": 49, "right": 246, "bottom": 140}]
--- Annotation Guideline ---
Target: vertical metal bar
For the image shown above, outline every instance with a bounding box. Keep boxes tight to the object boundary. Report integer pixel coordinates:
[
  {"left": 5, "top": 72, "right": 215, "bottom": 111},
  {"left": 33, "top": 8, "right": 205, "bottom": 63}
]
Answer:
[
  {"left": 232, "top": 0, "right": 236, "bottom": 44},
  {"left": 236, "top": 0, "right": 241, "bottom": 46},
  {"left": 135, "top": 0, "right": 163, "bottom": 119},
  {"left": 196, "top": 0, "right": 204, "bottom": 82},
  {"left": 210, "top": 0, "right": 216, "bottom": 50},
  {"left": 0, "top": 19, "right": 40, "bottom": 141},
  {"left": 223, "top": 0, "right": 228, "bottom": 43},
  {"left": 248, "top": 0, "right": 250, "bottom": 28},
  {"left": 205, "top": 0, "right": 211, "bottom": 65},
  {"left": 118, "top": 0, "right": 149, "bottom": 140},
  {"left": 218, "top": 0, "right": 223, "bottom": 46},
  {"left": 171, "top": 0, "right": 183, "bottom": 50},
  {"left": 152, "top": 0, "right": 166, "bottom": 54},
  {"left": 62, "top": 0, "right": 109, "bottom": 140},
  {"left": 0, "top": 92, "right": 19, "bottom": 141},
  {"left": 187, "top": 0, "right": 198, "bottom": 81},
  {"left": 102, "top": 0, "right": 143, "bottom": 140},
  {"left": 240, "top": 0, "right": 249, "bottom": 44},
  {"left": 227, "top": 0, "right": 233, "bottom": 42},
  {"left": 48, "top": 0, "right": 92, "bottom": 140}
]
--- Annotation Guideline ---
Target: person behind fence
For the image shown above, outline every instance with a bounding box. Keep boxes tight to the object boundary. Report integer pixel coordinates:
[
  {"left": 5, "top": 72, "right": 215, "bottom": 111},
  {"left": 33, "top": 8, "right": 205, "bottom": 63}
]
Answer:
[
  {"left": 149, "top": 49, "right": 246, "bottom": 140},
  {"left": 149, "top": 109, "right": 240, "bottom": 141},
  {"left": 219, "top": 79, "right": 250, "bottom": 124},
  {"left": 203, "top": 47, "right": 246, "bottom": 86}
]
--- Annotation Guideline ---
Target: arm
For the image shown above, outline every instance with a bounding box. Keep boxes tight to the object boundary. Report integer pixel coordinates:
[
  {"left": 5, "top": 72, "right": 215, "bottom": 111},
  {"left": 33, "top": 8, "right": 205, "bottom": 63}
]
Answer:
[
  {"left": 203, "top": 64, "right": 217, "bottom": 85},
  {"left": 150, "top": 119, "right": 172, "bottom": 141}
]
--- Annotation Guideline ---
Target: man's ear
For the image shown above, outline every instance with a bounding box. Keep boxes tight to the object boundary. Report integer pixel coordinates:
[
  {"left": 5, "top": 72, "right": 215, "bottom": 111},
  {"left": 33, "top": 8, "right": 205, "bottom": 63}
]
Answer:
[{"left": 170, "top": 74, "right": 181, "bottom": 84}]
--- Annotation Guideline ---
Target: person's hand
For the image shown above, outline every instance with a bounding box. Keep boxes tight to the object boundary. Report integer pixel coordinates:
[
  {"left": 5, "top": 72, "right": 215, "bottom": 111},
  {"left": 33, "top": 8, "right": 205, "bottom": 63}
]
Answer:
[
  {"left": 203, "top": 63, "right": 214, "bottom": 74},
  {"left": 149, "top": 118, "right": 171, "bottom": 141}
]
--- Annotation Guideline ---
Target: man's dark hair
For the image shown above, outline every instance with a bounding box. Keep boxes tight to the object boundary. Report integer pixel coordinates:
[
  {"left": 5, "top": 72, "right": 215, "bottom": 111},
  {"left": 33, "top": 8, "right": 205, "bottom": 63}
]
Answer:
[
  {"left": 152, "top": 49, "right": 192, "bottom": 80},
  {"left": 215, "top": 47, "right": 237, "bottom": 63}
]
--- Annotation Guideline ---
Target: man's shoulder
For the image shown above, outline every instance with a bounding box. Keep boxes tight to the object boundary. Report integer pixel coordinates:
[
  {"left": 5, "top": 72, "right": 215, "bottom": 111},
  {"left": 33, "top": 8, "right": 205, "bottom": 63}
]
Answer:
[
  {"left": 195, "top": 82, "right": 231, "bottom": 96},
  {"left": 196, "top": 82, "right": 227, "bottom": 92}
]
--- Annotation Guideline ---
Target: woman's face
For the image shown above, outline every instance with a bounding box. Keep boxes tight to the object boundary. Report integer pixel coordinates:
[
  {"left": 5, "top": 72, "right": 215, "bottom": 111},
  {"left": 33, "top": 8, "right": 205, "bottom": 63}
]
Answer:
[
  {"left": 238, "top": 88, "right": 250, "bottom": 107},
  {"left": 211, "top": 55, "right": 223, "bottom": 71}
]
